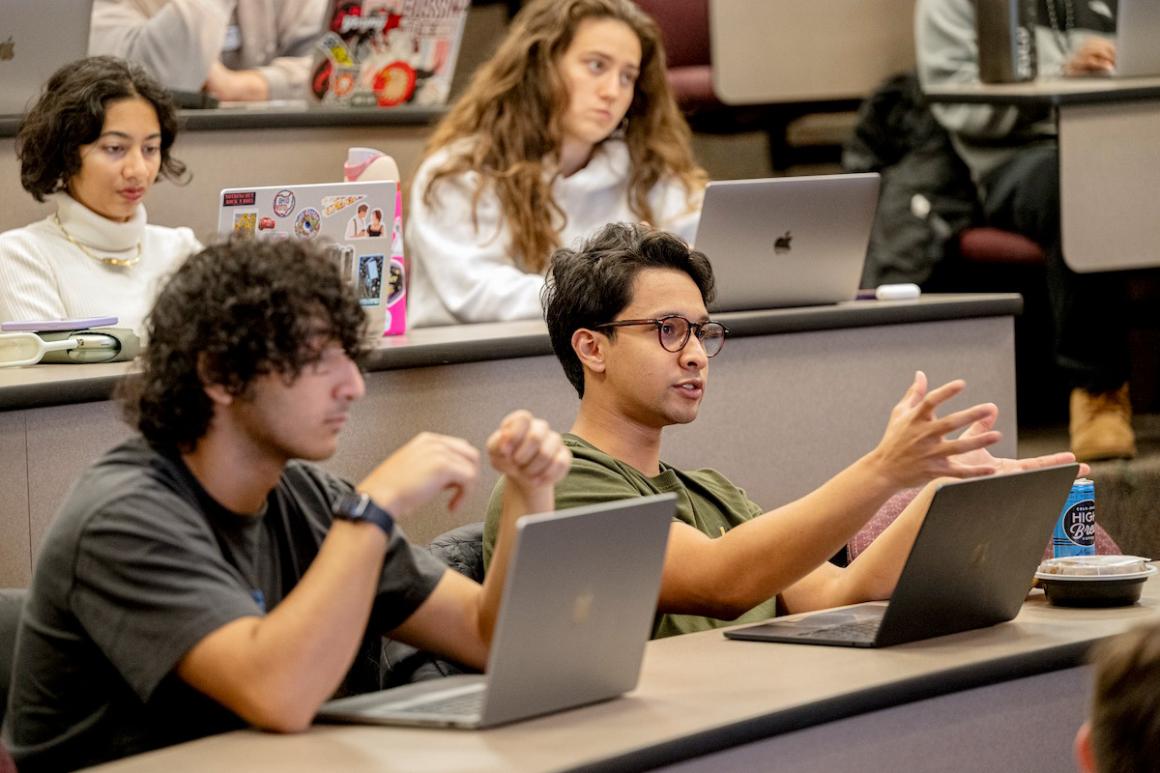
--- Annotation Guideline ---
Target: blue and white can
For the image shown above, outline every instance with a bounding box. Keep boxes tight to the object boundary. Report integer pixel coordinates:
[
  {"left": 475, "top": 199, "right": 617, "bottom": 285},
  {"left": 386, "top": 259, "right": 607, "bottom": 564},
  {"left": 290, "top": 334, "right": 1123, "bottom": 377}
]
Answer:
[{"left": 1053, "top": 478, "right": 1096, "bottom": 558}]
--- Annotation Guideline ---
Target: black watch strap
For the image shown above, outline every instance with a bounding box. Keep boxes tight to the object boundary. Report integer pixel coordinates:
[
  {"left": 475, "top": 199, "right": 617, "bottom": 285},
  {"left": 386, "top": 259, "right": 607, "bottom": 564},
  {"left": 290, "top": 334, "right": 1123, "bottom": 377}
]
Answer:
[{"left": 333, "top": 492, "right": 394, "bottom": 538}]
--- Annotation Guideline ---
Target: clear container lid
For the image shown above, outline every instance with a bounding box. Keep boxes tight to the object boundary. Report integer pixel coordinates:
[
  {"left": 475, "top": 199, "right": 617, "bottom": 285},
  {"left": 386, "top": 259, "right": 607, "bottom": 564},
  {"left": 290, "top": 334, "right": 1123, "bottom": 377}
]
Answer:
[{"left": 1037, "top": 555, "right": 1152, "bottom": 577}]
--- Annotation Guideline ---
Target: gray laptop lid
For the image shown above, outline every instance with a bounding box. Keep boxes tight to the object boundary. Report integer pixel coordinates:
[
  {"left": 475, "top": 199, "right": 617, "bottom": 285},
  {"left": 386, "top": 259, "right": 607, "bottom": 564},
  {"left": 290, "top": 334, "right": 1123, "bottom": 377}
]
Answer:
[
  {"left": 0, "top": 1, "right": 93, "bottom": 116},
  {"left": 725, "top": 463, "right": 1079, "bottom": 647},
  {"left": 1116, "top": 0, "right": 1160, "bottom": 77},
  {"left": 695, "top": 173, "right": 880, "bottom": 312},
  {"left": 479, "top": 493, "right": 674, "bottom": 725},
  {"left": 318, "top": 493, "right": 675, "bottom": 728}
]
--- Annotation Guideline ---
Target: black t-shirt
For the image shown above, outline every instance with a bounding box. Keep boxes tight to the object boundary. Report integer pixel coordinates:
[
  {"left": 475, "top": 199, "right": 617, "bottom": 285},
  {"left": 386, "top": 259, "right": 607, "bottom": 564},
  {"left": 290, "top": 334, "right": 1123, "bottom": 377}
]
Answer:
[{"left": 3, "top": 438, "right": 446, "bottom": 772}]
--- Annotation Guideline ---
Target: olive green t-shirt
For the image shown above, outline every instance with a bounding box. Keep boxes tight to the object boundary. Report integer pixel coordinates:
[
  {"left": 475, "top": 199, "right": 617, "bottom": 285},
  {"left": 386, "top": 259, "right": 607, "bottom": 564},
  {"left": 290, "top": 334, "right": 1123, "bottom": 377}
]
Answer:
[{"left": 484, "top": 433, "right": 779, "bottom": 639}]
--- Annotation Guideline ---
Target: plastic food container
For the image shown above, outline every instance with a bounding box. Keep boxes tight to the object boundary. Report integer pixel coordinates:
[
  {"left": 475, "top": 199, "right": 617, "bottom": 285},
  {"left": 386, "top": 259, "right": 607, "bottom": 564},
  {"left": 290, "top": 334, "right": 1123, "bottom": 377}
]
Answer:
[{"left": 1035, "top": 555, "right": 1156, "bottom": 607}]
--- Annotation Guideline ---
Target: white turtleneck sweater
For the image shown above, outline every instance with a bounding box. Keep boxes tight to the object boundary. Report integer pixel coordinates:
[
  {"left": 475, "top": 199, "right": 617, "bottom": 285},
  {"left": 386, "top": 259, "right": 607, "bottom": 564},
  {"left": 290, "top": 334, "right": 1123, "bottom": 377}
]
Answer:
[
  {"left": 0, "top": 195, "right": 201, "bottom": 336},
  {"left": 406, "top": 138, "right": 703, "bottom": 328}
]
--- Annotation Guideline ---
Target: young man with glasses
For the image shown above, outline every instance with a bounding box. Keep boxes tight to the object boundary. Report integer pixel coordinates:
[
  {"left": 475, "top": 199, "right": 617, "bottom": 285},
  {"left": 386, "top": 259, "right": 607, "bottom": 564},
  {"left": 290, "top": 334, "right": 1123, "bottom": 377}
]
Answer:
[{"left": 482, "top": 223, "right": 1079, "bottom": 638}]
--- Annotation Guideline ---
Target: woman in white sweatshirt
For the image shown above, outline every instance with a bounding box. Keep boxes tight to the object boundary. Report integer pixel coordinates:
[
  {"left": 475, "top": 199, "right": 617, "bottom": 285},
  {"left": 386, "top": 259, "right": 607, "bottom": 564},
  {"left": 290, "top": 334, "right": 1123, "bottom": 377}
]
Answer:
[
  {"left": 0, "top": 56, "right": 201, "bottom": 335},
  {"left": 406, "top": 0, "right": 706, "bottom": 327}
]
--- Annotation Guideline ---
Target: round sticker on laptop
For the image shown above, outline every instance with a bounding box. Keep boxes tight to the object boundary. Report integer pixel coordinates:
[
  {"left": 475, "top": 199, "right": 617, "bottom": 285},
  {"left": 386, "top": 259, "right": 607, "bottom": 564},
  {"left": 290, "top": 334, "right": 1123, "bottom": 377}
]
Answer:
[
  {"left": 271, "top": 189, "right": 296, "bottom": 218},
  {"left": 294, "top": 208, "right": 321, "bottom": 239}
]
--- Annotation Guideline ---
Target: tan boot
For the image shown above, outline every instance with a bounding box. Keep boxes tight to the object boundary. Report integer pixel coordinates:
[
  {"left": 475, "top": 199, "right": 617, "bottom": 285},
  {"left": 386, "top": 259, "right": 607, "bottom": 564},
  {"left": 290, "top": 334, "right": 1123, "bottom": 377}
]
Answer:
[{"left": 1069, "top": 384, "right": 1136, "bottom": 462}]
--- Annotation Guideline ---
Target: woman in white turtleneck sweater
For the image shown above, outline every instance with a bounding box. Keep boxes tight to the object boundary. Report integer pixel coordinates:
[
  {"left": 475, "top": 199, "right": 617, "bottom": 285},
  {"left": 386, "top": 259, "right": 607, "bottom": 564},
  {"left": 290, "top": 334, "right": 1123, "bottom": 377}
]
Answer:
[
  {"left": 0, "top": 57, "right": 200, "bottom": 335},
  {"left": 406, "top": 0, "right": 706, "bottom": 327}
]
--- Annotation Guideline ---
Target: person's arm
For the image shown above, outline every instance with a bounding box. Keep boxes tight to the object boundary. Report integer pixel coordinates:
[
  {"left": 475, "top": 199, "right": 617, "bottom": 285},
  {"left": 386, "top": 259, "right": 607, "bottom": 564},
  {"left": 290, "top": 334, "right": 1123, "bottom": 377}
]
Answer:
[
  {"left": 89, "top": 0, "right": 232, "bottom": 92},
  {"left": 204, "top": 61, "right": 269, "bottom": 101},
  {"left": 175, "top": 431, "right": 483, "bottom": 732},
  {"left": 780, "top": 415, "right": 1085, "bottom": 612},
  {"left": 406, "top": 159, "right": 547, "bottom": 323},
  {"left": 915, "top": 0, "right": 1045, "bottom": 140},
  {"left": 253, "top": 0, "right": 327, "bottom": 100},
  {"left": 203, "top": 0, "right": 324, "bottom": 100},
  {"left": 656, "top": 371, "right": 1002, "bottom": 619},
  {"left": 386, "top": 411, "right": 571, "bottom": 669}
]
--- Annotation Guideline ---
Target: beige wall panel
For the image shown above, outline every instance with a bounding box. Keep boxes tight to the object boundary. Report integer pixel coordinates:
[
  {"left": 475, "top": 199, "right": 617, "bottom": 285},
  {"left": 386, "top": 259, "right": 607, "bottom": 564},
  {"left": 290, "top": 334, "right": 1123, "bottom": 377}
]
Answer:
[
  {"left": 0, "top": 411, "right": 30, "bottom": 586},
  {"left": 24, "top": 402, "right": 134, "bottom": 566}
]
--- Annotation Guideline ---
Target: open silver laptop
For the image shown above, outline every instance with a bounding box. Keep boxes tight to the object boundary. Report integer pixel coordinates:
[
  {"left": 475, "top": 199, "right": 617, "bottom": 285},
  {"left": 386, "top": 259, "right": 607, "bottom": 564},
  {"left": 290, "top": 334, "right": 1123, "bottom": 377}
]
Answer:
[
  {"left": 695, "top": 173, "right": 880, "bottom": 312},
  {"left": 217, "top": 180, "right": 402, "bottom": 335},
  {"left": 1116, "top": 0, "right": 1160, "bottom": 77},
  {"left": 0, "top": 0, "right": 93, "bottom": 115},
  {"left": 725, "top": 464, "right": 1079, "bottom": 648},
  {"left": 317, "top": 494, "right": 676, "bottom": 729}
]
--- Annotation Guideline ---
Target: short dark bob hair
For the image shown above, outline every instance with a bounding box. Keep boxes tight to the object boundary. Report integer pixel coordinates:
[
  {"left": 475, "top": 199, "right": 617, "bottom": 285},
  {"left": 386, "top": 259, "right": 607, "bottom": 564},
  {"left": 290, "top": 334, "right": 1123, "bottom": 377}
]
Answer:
[
  {"left": 17, "top": 56, "right": 187, "bottom": 202},
  {"left": 543, "top": 223, "right": 716, "bottom": 398},
  {"left": 121, "top": 238, "right": 370, "bottom": 452}
]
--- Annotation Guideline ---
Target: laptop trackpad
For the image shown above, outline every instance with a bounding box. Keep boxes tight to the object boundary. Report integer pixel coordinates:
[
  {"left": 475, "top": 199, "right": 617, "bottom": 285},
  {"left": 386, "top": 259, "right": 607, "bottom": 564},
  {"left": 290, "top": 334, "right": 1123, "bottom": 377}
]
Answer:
[{"left": 778, "top": 604, "right": 885, "bottom": 628}]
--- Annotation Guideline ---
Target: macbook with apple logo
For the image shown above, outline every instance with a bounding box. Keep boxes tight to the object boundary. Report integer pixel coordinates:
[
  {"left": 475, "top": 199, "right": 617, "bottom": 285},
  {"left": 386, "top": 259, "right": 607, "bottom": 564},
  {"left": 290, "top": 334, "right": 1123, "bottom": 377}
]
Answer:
[
  {"left": 317, "top": 494, "right": 676, "bottom": 729},
  {"left": 0, "top": 1, "right": 93, "bottom": 116},
  {"left": 694, "top": 173, "right": 880, "bottom": 311}
]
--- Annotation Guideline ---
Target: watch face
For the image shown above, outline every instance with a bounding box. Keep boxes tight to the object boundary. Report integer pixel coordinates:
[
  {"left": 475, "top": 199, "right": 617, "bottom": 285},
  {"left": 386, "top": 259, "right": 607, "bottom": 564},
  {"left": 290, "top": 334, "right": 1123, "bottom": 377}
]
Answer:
[
  {"left": 335, "top": 492, "right": 393, "bottom": 537},
  {"left": 339, "top": 492, "right": 370, "bottom": 519}
]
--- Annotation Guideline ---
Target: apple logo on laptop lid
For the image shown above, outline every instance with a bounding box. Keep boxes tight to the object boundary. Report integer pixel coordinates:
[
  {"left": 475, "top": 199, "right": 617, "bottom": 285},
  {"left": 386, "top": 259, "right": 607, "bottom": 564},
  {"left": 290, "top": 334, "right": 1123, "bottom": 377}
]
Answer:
[{"left": 773, "top": 231, "right": 793, "bottom": 254}]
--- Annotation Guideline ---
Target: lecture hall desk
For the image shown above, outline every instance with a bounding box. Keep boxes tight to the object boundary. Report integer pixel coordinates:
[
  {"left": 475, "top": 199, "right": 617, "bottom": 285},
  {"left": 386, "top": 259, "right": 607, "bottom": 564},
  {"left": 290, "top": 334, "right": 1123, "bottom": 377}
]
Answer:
[{"left": 86, "top": 572, "right": 1160, "bottom": 772}]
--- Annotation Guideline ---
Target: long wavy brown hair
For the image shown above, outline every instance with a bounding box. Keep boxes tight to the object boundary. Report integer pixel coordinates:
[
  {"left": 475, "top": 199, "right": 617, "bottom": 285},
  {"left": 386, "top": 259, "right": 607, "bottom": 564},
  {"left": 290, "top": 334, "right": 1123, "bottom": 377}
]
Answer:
[{"left": 420, "top": 0, "right": 706, "bottom": 273}]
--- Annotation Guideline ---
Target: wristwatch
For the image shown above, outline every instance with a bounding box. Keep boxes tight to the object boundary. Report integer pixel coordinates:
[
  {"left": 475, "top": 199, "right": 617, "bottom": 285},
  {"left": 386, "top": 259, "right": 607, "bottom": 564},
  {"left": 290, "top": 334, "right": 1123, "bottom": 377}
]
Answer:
[{"left": 332, "top": 491, "right": 394, "bottom": 538}]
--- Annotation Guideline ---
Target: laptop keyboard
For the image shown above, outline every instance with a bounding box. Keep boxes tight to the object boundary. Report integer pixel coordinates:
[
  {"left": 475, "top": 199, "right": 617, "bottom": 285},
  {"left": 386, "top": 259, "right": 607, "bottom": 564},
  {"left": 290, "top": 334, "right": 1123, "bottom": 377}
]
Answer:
[
  {"left": 795, "top": 618, "right": 881, "bottom": 642},
  {"left": 382, "top": 689, "right": 484, "bottom": 717}
]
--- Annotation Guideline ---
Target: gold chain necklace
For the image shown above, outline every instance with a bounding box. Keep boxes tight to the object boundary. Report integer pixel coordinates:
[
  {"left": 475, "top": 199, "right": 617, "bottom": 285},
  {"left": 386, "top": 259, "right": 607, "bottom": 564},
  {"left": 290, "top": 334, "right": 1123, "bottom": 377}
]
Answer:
[{"left": 53, "top": 214, "right": 142, "bottom": 269}]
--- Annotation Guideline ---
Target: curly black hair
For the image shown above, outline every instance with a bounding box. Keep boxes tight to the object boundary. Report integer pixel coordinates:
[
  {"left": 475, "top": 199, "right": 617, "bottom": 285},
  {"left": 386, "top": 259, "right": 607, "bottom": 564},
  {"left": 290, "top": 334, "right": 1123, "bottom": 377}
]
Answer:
[
  {"left": 16, "top": 56, "right": 188, "bottom": 202},
  {"left": 542, "top": 223, "right": 716, "bottom": 398},
  {"left": 121, "top": 238, "right": 370, "bottom": 451}
]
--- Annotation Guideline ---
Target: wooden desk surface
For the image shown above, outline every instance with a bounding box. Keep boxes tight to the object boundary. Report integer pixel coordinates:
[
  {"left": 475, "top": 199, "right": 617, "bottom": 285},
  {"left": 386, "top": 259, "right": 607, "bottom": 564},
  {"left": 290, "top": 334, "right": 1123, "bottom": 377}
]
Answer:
[
  {"left": 925, "top": 76, "right": 1160, "bottom": 106},
  {"left": 89, "top": 578, "right": 1160, "bottom": 773}
]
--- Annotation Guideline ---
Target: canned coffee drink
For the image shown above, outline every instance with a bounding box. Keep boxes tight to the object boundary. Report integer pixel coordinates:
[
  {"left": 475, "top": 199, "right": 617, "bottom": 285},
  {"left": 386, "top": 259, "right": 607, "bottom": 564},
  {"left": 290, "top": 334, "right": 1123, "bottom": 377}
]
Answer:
[{"left": 1053, "top": 478, "right": 1096, "bottom": 558}]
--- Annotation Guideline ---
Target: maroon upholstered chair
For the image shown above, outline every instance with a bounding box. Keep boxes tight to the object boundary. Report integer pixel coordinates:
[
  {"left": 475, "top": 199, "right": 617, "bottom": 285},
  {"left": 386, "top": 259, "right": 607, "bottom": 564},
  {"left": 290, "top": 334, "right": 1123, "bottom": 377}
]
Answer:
[
  {"left": 957, "top": 227, "right": 1046, "bottom": 266},
  {"left": 633, "top": 0, "right": 718, "bottom": 111},
  {"left": 849, "top": 488, "right": 1122, "bottom": 564}
]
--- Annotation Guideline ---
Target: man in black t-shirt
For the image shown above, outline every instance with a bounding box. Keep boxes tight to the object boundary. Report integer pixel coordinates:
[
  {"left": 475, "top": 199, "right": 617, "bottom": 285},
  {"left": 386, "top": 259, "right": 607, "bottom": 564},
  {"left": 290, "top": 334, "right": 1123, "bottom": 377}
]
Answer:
[{"left": 2, "top": 239, "right": 571, "bottom": 771}]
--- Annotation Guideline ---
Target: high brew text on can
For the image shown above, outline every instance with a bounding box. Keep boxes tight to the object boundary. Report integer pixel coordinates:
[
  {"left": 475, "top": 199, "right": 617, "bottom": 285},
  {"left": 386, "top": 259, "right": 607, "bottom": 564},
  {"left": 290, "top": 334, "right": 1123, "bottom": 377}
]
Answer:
[{"left": 1053, "top": 478, "right": 1096, "bottom": 558}]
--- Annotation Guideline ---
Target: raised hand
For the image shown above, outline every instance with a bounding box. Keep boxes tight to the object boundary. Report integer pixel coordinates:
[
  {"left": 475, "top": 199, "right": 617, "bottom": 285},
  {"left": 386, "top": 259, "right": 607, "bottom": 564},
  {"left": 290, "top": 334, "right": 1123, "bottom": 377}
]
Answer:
[
  {"left": 486, "top": 410, "right": 571, "bottom": 493},
  {"left": 869, "top": 371, "right": 1002, "bottom": 489},
  {"left": 356, "top": 432, "right": 482, "bottom": 517},
  {"left": 952, "top": 412, "right": 1090, "bottom": 478}
]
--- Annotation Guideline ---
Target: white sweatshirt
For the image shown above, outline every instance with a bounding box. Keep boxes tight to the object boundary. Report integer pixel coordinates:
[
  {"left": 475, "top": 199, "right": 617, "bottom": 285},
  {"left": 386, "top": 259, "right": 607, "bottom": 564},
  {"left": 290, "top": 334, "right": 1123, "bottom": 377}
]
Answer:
[
  {"left": 406, "top": 138, "right": 702, "bottom": 328},
  {"left": 0, "top": 194, "right": 202, "bottom": 335}
]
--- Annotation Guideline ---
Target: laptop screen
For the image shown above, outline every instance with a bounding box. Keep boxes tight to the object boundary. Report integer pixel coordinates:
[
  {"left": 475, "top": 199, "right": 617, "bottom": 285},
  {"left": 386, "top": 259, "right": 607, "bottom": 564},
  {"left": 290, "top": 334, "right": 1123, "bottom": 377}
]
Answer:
[{"left": 217, "top": 180, "right": 403, "bottom": 336}]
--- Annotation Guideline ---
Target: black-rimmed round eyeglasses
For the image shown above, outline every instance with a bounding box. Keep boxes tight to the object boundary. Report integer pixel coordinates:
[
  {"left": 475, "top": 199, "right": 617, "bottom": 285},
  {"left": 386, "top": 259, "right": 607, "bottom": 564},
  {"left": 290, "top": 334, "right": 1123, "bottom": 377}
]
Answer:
[{"left": 594, "top": 315, "right": 729, "bottom": 357}]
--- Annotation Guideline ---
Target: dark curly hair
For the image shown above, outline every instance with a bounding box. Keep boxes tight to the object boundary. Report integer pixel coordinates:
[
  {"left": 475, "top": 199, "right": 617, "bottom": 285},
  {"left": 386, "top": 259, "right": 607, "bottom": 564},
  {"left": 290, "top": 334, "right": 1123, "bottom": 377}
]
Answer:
[
  {"left": 121, "top": 238, "right": 370, "bottom": 451},
  {"left": 543, "top": 223, "right": 715, "bottom": 398},
  {"left": 16, "top": 56, "right": 188, "bottom": 202},
  {"left": 1087, "top": 621, "right": 1160, "bottom": 773}
]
